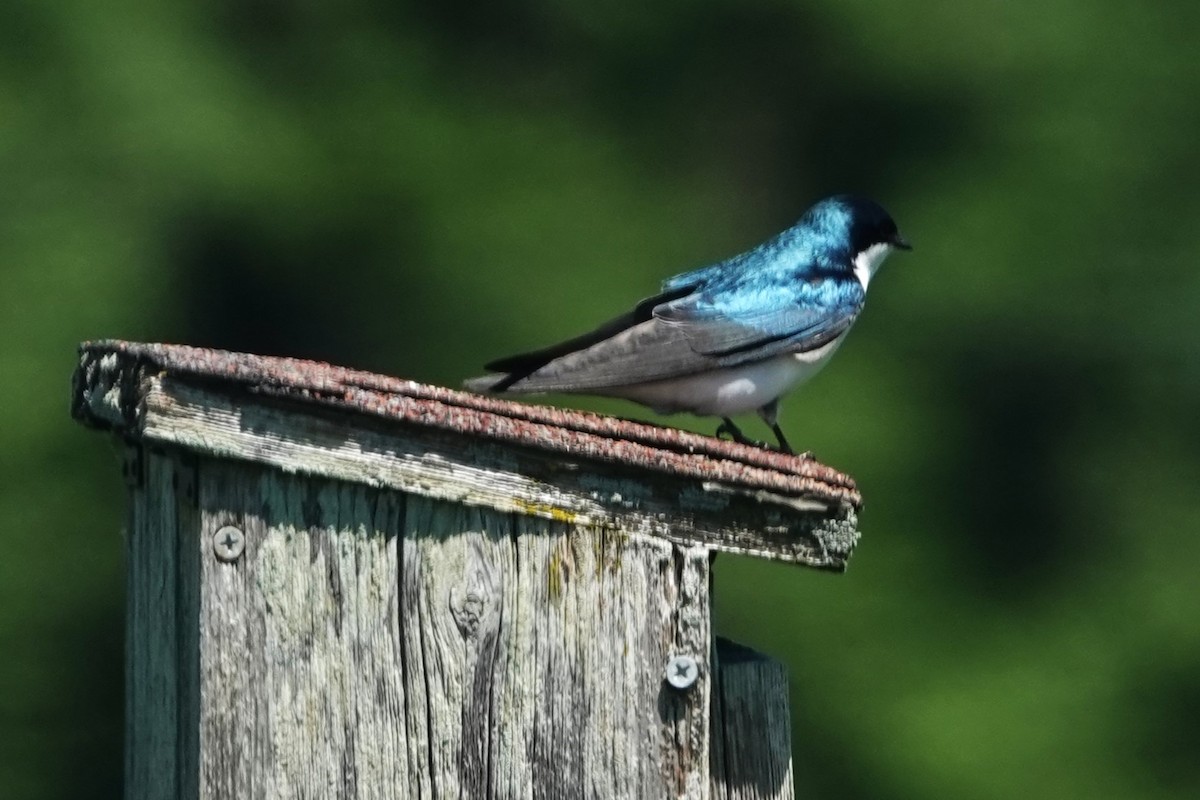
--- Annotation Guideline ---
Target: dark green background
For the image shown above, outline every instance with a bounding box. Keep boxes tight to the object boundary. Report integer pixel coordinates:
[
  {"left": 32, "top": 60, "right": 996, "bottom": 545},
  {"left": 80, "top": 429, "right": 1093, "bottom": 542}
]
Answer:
[{"left": 4, "top": 1, "right": 1198, "bottom": 797}]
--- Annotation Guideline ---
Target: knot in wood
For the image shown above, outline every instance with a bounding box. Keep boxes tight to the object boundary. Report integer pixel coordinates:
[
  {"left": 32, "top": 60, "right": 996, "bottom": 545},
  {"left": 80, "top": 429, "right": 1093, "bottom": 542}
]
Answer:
[{"left": 449, "top": 587, "right": 488, "bottom": 639}]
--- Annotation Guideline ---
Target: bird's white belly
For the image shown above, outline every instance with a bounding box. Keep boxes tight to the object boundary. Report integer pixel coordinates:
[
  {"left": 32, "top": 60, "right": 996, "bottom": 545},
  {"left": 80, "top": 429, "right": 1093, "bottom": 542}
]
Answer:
[{"left": 605, "top": 337, "right": 845, "bottom": 416}]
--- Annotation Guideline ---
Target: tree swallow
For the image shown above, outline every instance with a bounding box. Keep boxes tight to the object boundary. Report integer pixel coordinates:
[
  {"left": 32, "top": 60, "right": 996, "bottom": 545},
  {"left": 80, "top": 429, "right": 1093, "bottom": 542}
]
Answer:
[{"left": 464, "top": 194, "right": 911, "bottom": 454}]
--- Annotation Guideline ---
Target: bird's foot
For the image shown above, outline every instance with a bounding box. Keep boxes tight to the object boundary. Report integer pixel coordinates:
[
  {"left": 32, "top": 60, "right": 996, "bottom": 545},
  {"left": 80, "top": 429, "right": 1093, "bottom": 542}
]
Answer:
[
  {"left": 715, "top": 418, "right": 761, "bottom": 448},
  {"left": 769, "top": 423, "right": 815, "bottom": 458},
  {"left": 769, "top": 423, "right": 796, "bottom": 456},
  {"left": 717, "top": 418, "right": 785, "bottom": 453},
  {"left": 717, "top": 419, "right": 811, "bottom": 457}
]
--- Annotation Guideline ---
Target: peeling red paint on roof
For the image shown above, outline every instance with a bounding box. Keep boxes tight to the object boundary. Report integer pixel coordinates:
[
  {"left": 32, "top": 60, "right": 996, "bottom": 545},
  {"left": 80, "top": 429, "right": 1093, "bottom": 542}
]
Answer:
[{"left": 74, "top": 340, "right": 862, "bottom": 510}]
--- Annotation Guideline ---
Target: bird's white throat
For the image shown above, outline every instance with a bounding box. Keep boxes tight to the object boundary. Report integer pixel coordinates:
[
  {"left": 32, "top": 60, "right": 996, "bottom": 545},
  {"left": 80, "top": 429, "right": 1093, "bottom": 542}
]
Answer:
[{"left": 853, "top": 242, "right": 894, "bottom": 290}]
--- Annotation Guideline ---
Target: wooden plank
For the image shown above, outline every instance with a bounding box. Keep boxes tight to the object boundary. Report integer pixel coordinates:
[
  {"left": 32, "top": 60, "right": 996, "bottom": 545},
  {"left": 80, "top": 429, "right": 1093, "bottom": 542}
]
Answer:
[
  {"left": 399, "top": 497, "right": 711, "bottom": 799},
  {"left": 176, "top": 456, "right": 202, "bottom": 800},
  {"left": 141, "top": 376, "right": 857, "bottom": 570},
  {"left": 191, "top": 458, "right": 712, "bottom": 798},
  {"left": 72, "top": 340, "right": 862, "bottom": 508},
  {"left": 710, "top": 639, "right": 794, "bottom": 800},
  {"left": 125, "top": 448, "right": 182, "bottom": 800},
  {"left": 197, "top": 460, "right": 410, "bottom": 799}
]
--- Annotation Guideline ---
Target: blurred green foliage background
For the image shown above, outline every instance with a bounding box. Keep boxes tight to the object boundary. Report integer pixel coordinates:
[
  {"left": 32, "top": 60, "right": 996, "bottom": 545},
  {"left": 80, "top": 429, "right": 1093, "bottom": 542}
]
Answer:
[{"left": 3, "top": 0, "right": 1199, "bottom": 797}]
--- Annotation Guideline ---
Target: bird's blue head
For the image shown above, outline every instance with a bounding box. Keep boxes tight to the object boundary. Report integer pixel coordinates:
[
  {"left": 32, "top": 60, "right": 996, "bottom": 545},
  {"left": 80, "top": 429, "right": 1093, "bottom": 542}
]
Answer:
[
  {"left": 801, "top": 194, "right": 911, "bottom": 256},
  {"left": 796, "top": 194, "right": 910, "bottom": 288}
]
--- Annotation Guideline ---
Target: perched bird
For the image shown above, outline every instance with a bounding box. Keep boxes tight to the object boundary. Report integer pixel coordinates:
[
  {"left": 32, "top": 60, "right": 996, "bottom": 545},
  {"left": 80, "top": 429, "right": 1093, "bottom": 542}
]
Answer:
[{"left": 464, "top": 194, "right": 910, "bottom": 454}]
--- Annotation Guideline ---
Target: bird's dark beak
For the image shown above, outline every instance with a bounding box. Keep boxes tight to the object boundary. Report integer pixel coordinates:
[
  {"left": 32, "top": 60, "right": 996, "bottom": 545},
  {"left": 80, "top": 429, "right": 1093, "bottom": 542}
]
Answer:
[{"left": 891, "top": 234, "right": 912, "bottom": 251}]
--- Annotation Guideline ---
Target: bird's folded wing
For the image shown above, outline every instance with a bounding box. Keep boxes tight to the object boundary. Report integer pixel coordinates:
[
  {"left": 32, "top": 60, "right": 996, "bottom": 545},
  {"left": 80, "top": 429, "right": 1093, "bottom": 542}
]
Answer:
[
  {"left": 653, "top": 278, "right": 864, "bottom": 359},
  {"left": 472, "top": 279, "right": 864, "bottom": 393}
]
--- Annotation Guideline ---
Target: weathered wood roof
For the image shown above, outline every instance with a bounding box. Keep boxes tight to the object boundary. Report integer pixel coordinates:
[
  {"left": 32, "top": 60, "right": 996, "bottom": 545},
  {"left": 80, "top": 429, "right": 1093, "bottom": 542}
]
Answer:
[{"left": 73, "top": 340, "right": 863, "bottom": 569}]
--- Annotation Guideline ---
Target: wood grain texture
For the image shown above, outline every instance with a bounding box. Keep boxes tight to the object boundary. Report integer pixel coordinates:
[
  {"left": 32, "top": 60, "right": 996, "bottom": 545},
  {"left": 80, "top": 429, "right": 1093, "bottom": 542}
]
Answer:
[
  {"left": 198, "top": 462, "right": 409, "bottom": 799},
  {"left": 143, "top": 376, "right": 857, "bottom": 570},
  {"left": 125, "top": 448, "right": 180, "bottom": 800},
  {"left": 710, "top": 639, "right": 795, "bottom": 800},
  {"left": 72, "top": 339, "right": 862, "bottom": 507},
  {"left": 125, "top": 448, "right": 201, "bottom": 800},
  {"left": 195, "top": 459, "right": 713, "bottom": 799}
]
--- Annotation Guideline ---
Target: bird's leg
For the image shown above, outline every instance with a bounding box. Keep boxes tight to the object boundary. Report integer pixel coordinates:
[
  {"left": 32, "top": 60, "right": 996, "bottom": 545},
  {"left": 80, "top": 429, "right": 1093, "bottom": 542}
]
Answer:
[
  {"left": 715, "top": 417, "right": 758, "bottom": 447},
  {"left": 758, "top": 400, "right": 809, "bottom": 457},
  {"left": 769, "top": 422, "right": 796, "bottom": 456}
]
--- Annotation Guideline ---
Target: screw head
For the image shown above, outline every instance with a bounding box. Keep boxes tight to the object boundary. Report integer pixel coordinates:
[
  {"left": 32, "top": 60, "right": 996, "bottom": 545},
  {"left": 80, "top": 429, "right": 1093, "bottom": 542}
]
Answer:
[
  {"left": 665, "top": 654, "right": 700, "bottom": 690},
  {"left": 213, "top": 525, "right": 245, "bottom": 562}
]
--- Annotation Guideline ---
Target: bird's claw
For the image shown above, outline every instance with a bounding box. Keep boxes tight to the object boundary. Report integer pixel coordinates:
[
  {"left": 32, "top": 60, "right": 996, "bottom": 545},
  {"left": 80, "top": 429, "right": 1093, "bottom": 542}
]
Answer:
[
  {"left": 716, "top": 418, "right": 809, "bottom": 458},
  {"left": 716, "top": 419, "right": 789, "bottom": 454},
  {"left": 715, "top": 419, "right": 759, "bottom": 447}
]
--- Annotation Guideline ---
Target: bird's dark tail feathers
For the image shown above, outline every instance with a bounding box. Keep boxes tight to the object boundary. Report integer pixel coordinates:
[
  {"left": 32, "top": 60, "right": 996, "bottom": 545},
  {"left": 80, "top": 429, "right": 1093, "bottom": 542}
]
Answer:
[{"left": 462, "top": 374, "right": 512, "bottom": 394}]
